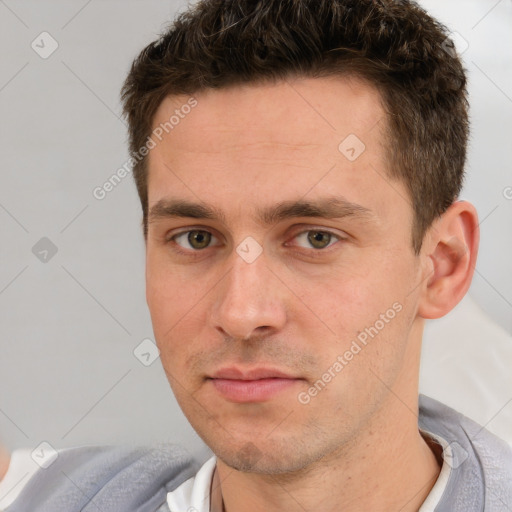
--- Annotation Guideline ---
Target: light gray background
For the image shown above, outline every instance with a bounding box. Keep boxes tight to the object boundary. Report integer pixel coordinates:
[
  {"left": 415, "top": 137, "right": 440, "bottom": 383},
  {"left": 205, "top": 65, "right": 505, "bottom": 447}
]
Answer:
[{"left": 0, "top": 0, "right": 511, "bottom": 460}]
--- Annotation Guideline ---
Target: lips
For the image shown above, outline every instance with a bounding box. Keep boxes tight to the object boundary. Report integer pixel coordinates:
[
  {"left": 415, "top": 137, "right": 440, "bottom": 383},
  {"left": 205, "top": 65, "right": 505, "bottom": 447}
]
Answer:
[
  {"left": 210, "top": 366, "right": 297, "bottom": 381},
  {"left": 207, "top": 366, "right": 302, "bottom": 403}
]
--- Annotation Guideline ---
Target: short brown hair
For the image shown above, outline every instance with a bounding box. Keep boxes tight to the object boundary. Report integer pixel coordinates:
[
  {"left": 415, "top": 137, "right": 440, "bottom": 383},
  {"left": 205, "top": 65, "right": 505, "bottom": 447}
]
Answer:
[{"left": 120, "top": 0, "right": 469, "bottom": 253}]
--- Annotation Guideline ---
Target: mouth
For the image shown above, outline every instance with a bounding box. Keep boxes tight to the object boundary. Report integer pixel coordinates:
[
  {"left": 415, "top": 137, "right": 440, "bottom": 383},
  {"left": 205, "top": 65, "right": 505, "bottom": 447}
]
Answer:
[{"left": 206, "top": 366, "right": 303, "bottom": 403}]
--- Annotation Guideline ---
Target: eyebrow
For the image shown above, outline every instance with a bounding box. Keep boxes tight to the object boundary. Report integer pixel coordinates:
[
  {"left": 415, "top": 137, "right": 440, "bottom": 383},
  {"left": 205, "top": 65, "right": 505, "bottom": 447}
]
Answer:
[{"left": 148, "top": 196, "right": 376, "bottom": 227}]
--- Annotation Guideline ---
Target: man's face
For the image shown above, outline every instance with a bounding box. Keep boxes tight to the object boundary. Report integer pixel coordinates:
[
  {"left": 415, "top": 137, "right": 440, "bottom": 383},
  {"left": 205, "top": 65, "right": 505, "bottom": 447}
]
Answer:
[{"left": 145, "top": 76, "right": 427, "bottom": 473}]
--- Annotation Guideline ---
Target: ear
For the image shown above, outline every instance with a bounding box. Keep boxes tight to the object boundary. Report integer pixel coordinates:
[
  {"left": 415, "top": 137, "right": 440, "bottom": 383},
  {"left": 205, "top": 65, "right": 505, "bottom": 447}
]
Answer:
[{"left": 417, "top": 200, "right": 479, "bottom": 319}]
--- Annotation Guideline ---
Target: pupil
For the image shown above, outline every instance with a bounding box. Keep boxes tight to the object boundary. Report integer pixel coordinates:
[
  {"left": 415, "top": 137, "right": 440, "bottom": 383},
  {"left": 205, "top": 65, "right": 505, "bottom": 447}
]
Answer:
[
  {"left": 189, "top": 230, "right": 210, "bottom": 249},
  {"left": 308, "top": 231, "right": 330, "bottom": 248}
]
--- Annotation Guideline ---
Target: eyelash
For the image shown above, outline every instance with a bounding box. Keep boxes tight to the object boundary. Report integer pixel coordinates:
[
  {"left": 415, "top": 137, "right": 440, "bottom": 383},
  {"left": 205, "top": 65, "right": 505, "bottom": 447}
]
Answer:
[{"left": 166, "top": 227, "right": 346, "bottom": 258}]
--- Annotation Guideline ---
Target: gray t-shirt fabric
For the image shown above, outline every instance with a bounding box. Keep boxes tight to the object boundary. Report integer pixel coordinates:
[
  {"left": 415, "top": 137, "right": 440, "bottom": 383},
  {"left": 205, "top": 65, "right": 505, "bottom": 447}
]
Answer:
[
  {"left": 418, "top": 395, "right": 512, "bottom": 510},
  {"left": 6, "top": 394, "right": 512, "bottom": 511},
  {"left": 5, "top": 444, "right": 198, "bottom": 512}
]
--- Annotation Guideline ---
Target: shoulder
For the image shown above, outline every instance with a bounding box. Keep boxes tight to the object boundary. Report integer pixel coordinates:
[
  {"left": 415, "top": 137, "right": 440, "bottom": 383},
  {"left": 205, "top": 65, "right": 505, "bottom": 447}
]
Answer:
[
  {"left": 5, "top": 443, "right": 199, "bottom": 512},
  {"left": 419, "top": 394, "right": 512, "bottom": 511}
]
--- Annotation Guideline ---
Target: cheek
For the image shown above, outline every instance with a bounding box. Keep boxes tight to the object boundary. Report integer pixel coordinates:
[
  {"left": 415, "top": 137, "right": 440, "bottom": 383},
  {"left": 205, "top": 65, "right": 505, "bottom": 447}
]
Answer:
[
  {"left": 293, "top": 258, "right": 416, "bottom": 381},
  {"left": 146, "top": 249, "right": 206, "bottom": 332},
  {"left": 300, "top": 302, "right": 414, "bottom": 424},
  {"left": 296, "top": 263, "right": 405, "bottom": 337},
  {"left": 146, "top": 257, "right": 201, "bottom": 368}
]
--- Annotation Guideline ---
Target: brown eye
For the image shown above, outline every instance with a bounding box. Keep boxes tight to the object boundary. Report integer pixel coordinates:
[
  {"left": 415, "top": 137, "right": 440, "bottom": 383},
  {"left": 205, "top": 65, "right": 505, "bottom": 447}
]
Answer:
[
  {"left": 172, "top": 230, "right": 216, "bottom": 250},
  {"left": 187, "top": 230, "right": 211, "bottom": 249},
  {"left": 306, "top": 231, "right": 334, "bottom": 249}
]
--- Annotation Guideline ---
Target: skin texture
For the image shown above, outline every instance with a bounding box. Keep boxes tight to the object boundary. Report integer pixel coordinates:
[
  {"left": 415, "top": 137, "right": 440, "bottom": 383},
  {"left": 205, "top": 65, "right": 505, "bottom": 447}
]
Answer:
[
  {"left": 0, "top": 445, "right": 9, "bottom": 482},
  {"left": 145, "top": 76, "right": 479, "bottom": 512}
]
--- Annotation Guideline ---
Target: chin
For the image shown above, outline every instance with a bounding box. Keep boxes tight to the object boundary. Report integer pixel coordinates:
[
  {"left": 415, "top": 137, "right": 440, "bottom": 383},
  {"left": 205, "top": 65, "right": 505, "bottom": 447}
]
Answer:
[{"left": 210, "top": 434, "right": 331, "bottom": 475}]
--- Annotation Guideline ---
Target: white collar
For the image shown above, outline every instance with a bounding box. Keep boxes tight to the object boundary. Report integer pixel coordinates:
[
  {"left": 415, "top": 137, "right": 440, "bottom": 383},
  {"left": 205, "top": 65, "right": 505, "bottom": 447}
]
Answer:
[{"left": 167, "top": 456, "right": 217, "bottom": 512}]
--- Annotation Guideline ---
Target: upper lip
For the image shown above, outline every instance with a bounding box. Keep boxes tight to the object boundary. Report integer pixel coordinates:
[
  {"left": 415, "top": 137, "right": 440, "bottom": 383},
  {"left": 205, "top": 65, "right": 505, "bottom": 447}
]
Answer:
[{"left": 209, "top": 367, "right": 299, "bottom": 380}]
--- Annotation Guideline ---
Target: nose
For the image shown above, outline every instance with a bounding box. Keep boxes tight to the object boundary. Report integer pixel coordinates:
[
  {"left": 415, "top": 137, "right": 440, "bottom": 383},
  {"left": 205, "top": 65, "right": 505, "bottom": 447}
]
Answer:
[{"left": 210, "top": 247, "right": 287, "bottom": 341}]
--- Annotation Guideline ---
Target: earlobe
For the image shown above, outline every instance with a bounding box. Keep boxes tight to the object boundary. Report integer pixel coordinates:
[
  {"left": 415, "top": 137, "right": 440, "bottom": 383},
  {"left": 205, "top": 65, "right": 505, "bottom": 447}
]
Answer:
[{"left": 418, "top": 200, "right": 479, "bottom": 319}]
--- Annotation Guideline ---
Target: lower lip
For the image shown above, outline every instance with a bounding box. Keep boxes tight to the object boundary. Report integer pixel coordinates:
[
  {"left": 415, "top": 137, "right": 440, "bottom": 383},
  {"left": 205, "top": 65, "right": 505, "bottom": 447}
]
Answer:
[{"left": 210, "top": 378, "right": 300, "bottom": 403}]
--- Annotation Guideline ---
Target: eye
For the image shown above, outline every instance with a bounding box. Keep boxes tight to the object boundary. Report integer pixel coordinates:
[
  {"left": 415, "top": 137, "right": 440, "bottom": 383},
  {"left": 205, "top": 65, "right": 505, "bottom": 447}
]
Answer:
[
  {"left": 291, "top": 229, "right": 343, "bottom": 250},
  {"left": 171, "top": 230, "right": 220, "bottom": 251}
]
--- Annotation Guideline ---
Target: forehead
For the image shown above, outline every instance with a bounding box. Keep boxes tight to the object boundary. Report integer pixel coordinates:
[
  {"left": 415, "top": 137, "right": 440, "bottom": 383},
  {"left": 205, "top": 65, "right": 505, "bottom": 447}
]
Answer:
[
  {"left": 146, "top": 76, "right": 402, "bottom": 227},
  {"left": 151, "top": 75, "right": 386, "bottom": 153}
]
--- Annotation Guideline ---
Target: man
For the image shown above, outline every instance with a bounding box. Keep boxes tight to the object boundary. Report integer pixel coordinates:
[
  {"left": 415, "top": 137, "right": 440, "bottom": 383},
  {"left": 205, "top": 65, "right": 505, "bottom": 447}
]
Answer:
[{"left": 3, "top": 0, "right": 511, "bottom": 510}]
